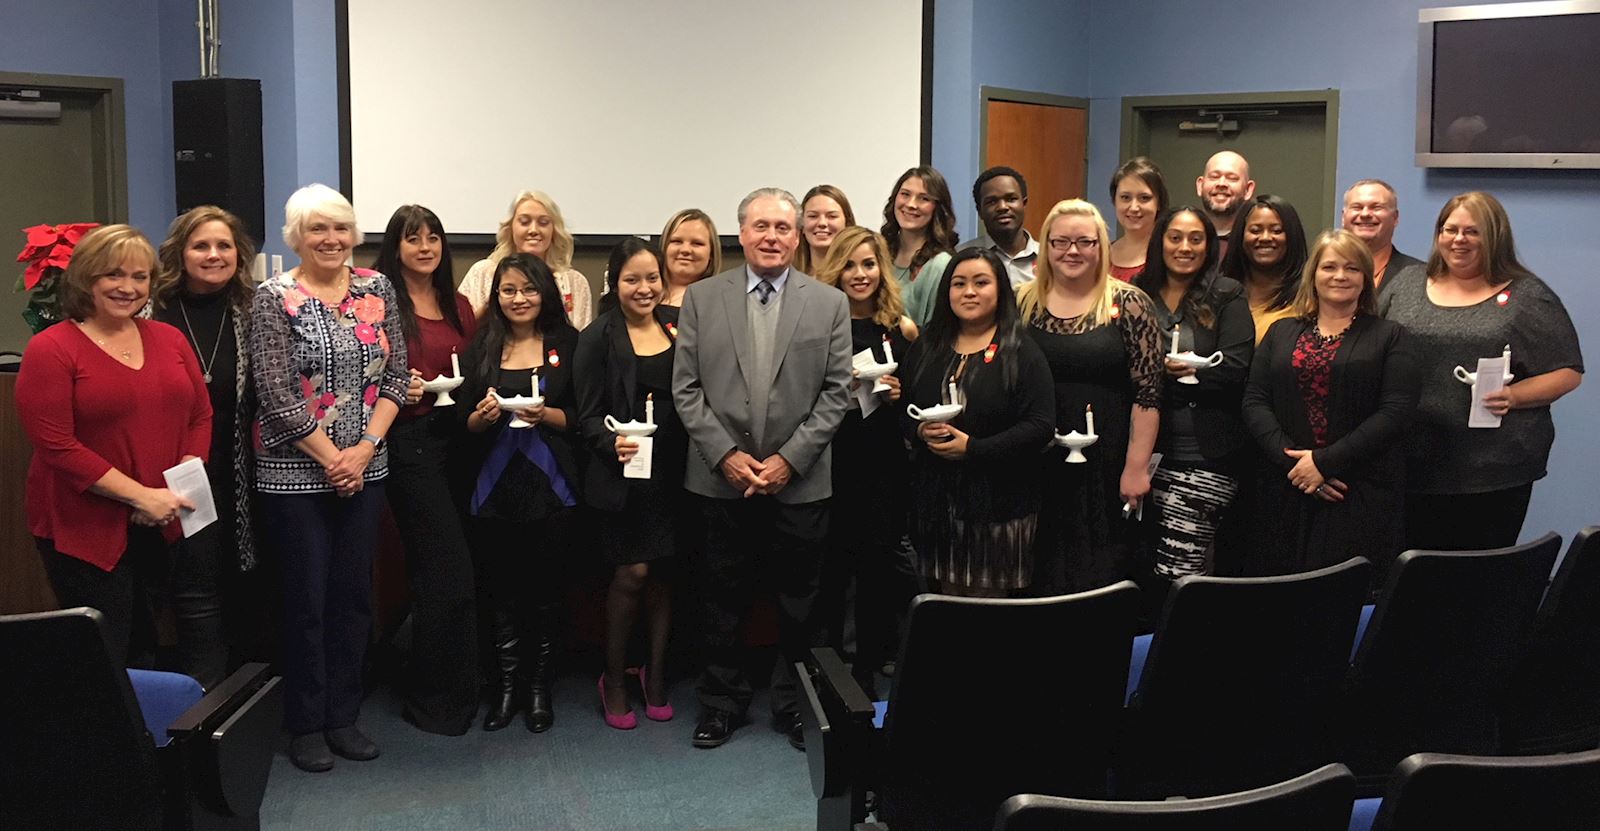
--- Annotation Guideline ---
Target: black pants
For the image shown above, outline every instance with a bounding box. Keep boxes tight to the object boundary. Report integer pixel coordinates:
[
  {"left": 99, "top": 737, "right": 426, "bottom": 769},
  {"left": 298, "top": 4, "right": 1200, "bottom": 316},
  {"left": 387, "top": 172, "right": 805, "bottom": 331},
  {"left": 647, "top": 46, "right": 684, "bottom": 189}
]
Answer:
[
  {"left": 1404, "top": 483, "right": 1535, "bottom": 552},
  {"left": 260, "top": 486, "right": 384, "bottom": 736},
  {"left": 37, "top": 528, "right": 169, "bottom": 670},
  {"left": 819, "top": 509, "right": 918, "bottom": 690},
  {"left": 695, "top": 496, "right": 827, "bottom": 717},
  {"left": 167, "top": 520, "right": 229, "bottom": 689},
  {"left": 387, "top": 414, "right": 479, "bottom": 735}
]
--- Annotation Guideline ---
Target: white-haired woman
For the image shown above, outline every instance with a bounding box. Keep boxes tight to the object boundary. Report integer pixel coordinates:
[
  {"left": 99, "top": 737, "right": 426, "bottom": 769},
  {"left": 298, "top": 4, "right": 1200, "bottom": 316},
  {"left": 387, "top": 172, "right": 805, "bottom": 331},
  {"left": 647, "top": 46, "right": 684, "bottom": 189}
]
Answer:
[
  {"left": 250, "top": 184, "right": 409, "bottom": 773},
  {"left": 459, "top": 190, "right": 594, "bottom": 329}
]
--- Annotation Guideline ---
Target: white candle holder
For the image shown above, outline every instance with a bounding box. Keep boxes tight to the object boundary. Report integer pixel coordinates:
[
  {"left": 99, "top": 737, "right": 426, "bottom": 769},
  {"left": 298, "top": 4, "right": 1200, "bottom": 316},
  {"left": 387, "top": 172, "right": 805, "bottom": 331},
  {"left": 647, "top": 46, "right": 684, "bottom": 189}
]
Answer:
[
  {"left": 1053, "top": 430, "right": 1099, "bottom": 463},
  {"left": 493, "top": 392, "right": 545, "bottom": 428},
  {"left": 855, "top": 360, "right": 900, "bottom": 394},
  {"left": 1169, "top": 350, "right": 1223, "bottom": 385},
  {"left": 419, "top": 374, "right": 464, "bottom": 406},
  {"left": 604, "top": 414, "right": 657, "bottom": 437}
]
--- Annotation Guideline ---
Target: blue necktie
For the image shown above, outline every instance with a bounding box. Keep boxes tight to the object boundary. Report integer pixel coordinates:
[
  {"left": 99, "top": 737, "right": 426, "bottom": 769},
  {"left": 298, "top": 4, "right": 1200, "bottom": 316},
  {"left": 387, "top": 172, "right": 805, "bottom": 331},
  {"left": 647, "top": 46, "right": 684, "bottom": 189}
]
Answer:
[{"left": 754, "top": 278, "right": 775, "bottom": 305}]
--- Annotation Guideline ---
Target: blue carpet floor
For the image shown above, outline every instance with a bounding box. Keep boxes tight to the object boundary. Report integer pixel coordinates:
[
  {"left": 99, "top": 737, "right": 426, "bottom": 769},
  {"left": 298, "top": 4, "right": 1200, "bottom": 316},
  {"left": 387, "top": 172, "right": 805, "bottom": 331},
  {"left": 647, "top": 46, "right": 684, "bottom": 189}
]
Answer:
[{"left": 260, "top": 674, "right": 816, "bottom": 831}]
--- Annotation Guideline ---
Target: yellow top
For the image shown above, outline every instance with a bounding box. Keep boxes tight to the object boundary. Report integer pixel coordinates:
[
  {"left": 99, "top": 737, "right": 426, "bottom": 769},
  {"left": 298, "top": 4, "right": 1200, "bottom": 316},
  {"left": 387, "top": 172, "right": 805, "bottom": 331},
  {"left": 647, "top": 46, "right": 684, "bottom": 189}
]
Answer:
[{"left": 1249, "top": 301, "right": 1296, "bottom": 345}]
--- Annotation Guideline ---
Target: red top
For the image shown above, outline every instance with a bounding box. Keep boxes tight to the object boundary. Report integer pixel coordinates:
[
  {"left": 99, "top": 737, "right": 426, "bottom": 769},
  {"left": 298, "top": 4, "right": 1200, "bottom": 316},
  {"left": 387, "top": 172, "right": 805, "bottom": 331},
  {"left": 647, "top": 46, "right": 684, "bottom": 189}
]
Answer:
[
  {"left": 399, "top": 292, "right": 478, "bottom": 422},
  {"left": 1110, "top": 263, "right": 1145, "bottom": 282},
  {"left": 17, "top": 319, "right": 212, "bottom": 570}
]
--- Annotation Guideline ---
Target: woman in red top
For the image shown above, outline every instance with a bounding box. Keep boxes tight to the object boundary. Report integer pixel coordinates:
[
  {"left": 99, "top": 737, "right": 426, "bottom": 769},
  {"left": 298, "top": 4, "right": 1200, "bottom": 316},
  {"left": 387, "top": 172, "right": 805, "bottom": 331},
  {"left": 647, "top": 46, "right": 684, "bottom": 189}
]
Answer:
[
  {"left": 370, "top": 204, "right": 480, "bottom": 736},
  {"left": 17, "top": 224, "right": 212, "bottom": 668}
]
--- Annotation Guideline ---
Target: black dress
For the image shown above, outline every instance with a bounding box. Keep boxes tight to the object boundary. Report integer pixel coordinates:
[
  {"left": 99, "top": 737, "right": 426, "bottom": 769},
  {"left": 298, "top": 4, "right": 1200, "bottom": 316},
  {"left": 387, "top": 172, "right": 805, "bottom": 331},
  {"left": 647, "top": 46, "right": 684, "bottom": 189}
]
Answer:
[
  {"left": 1026, "top": 285, "right": 1165, "bottom": 592},
  {"left": 900, "top": 333, "right": 1055, "bottom": 591},
  {"left": 596, "top": 348, "right": 687, "bottom": 566}
]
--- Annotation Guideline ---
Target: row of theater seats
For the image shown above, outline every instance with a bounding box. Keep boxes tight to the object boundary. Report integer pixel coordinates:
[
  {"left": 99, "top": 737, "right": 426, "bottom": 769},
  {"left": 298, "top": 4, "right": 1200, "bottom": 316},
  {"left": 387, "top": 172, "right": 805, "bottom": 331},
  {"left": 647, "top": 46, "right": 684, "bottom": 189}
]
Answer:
[
  {"left": 800, "top": 528, "right": 1600, "bottom": 831},
  {"left": 0, "top": 607, "right": 282, "bottom": 831}
]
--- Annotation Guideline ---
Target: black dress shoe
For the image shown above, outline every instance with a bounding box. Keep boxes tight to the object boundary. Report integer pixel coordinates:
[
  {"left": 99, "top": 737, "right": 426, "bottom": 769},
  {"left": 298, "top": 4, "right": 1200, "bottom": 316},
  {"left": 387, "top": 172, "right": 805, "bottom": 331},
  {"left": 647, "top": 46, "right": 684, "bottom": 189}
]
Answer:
[
  {"left": 692, "top": 709, "right": 739, "bottom": 748},
  {"left": 325, "top": 725, "right": 380, "bottom": 761},
  {"left": 289, "top": 732, "right": 334, "bottom": 773},
  {"left": 778, "top": 712, "right": 805, "bottom": 751}
]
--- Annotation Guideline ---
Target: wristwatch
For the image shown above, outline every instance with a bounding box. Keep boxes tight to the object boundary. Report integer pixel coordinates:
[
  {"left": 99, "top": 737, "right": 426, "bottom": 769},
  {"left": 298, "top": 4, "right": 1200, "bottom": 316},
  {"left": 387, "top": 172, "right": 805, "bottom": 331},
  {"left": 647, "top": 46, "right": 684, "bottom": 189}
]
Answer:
[{"left": 360, "top": 433, "right": 386, "bottom": 452}]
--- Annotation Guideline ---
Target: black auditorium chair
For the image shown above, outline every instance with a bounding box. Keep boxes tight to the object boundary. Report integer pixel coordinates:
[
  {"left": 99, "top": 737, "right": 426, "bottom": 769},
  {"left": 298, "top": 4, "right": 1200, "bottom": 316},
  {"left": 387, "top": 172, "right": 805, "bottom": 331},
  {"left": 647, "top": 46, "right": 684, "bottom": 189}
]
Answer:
[
  {"left": 1117, "top": 557, "right": 1371, "bottom": 799},
  {"left": 802, "top": 582, "right": 1141, "bottom": 831},
  {"left": 1340, "top": 534, "right": 1561, "bottom": 792},
  {"left": 992, "top": 763, "right": 1357, "bottom": 831},
  {"left": 0, "top": 607, "right": 282, "bottom": 831},
  {"left": 1349, "top": 749, "right": 1600, "bottom": 831},
  {"left": 1501, "top": 527, "right": 1600, "bottom": 754}
]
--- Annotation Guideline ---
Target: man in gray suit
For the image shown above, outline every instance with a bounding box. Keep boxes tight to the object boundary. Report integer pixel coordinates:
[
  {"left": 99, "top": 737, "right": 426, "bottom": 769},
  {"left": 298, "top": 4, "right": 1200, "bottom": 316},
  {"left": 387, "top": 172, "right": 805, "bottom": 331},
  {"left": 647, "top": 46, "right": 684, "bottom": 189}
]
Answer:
[
  {"left": 1342, "top": 178, "right": 1425, "bottom": 295},
  {"left": 673, "top": 187, "right": 853, "bottom": 749}
]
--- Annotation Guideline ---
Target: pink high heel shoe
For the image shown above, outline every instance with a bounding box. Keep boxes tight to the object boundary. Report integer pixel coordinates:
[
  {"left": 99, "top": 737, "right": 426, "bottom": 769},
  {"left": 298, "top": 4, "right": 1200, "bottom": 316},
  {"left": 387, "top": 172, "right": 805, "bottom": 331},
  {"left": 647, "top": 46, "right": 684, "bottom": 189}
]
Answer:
[
  {"left": 633, "top": 666, "right": 674, "bottom": 722},
  {"left": 598, "top": 674, "right": 637, "bottom": 730}
]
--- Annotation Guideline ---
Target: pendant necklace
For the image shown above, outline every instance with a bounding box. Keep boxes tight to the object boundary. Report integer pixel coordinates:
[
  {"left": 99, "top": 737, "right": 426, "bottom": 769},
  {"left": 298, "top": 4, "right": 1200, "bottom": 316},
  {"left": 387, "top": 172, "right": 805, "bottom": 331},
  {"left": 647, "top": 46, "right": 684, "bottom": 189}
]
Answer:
[
  {"left": 77, "top": 320, "right": 134, "bottom": 363},
  {"left": 178, "top": 297, "right": 229, "bottom": 383}
]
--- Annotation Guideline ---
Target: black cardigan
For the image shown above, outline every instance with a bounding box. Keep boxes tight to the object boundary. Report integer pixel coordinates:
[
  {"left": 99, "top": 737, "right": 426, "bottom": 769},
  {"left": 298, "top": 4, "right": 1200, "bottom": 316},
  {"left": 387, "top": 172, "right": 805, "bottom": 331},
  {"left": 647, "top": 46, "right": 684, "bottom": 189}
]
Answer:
[
  {"left": 454, "top": 324, "right": 582, "bottom": 500},
  {"left": 1154, "top": 277, "right": 1256, "bottom": 461},
  {"left": 573, "top": 305, "right": 679, "bottom": 512},
  {"left": 1240, "top": 314, "right": 1419, "bottom": 487}
]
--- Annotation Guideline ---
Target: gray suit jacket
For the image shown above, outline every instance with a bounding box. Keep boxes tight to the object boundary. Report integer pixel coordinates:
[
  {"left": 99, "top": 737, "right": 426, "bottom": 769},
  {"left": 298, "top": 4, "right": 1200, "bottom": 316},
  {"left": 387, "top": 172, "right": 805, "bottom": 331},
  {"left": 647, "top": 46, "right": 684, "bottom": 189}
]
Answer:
[{"left": 671, "top": 266, "right": 853, "bottom": 503}]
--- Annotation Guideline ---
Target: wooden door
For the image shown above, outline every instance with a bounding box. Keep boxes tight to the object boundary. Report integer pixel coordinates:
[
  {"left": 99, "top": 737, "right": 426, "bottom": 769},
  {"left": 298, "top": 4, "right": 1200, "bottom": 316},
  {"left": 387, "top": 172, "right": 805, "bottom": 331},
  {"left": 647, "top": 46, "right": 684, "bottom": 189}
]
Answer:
[{"left": 984, "top": 99, "right": 1088, "bottom": 225}]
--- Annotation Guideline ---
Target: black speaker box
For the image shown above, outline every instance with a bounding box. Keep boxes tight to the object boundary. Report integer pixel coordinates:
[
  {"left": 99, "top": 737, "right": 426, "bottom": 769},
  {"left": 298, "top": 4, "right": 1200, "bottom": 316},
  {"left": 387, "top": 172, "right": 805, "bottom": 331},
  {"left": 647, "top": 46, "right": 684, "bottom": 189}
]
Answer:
[{"left": 173, "top": 78, "right": 265, "bottom": 248}]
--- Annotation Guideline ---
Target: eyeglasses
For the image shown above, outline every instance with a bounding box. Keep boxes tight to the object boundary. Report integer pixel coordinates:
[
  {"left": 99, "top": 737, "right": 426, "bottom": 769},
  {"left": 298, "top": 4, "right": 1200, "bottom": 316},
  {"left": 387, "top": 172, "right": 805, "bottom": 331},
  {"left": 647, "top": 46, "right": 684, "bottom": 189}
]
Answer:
[
  {"left": 498, "top": 286, "right": 541, "bottom": 299},
  {"left": 1047, "top": 237, "right": 1099, "bottom": 252}
]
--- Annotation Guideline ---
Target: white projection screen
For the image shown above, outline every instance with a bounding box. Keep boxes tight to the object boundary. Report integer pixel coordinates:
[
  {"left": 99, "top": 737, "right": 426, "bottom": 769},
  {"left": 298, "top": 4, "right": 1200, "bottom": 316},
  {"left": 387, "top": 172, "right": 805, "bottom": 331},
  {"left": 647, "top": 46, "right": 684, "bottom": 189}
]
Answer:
[{"left": 344, "top": 0, "right": 926, "bottom": 238}]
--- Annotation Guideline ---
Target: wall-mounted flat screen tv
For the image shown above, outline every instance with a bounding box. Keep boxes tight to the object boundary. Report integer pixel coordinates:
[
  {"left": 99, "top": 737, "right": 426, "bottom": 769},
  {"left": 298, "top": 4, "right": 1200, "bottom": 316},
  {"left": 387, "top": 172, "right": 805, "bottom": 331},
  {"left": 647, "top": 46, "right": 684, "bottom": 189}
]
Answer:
[{"left": 1417, "top": 0, "right": 1600, "bottom": 169}]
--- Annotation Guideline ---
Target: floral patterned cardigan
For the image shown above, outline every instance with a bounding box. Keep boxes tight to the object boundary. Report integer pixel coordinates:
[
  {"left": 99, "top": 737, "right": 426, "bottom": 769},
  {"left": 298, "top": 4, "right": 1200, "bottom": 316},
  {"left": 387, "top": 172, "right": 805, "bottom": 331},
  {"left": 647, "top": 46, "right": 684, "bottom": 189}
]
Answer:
[{"left": 249, "top": 268, "right": 409, "bottom": 493}]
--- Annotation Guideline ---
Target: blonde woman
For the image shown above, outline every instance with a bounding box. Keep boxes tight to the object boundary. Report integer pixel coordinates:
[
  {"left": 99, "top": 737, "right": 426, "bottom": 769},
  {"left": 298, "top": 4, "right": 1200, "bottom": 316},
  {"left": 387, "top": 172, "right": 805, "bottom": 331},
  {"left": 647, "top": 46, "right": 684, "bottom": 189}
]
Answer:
[
  {"left": 794, "top": 184, "right": 856, "bottom": 275},
  {"left": 459, "top": 190, "right": 594, "bottom": 328},
  {"left": 1242, "top": 229, "right": 1419, "bottom": 582},
  {"left": 1017, "top": 200, "right": 1163, "bottom": 593},
  {"left": 812, "top": 226, "right": 917, "bottom": 695},
  {"left": 657, "top": 208, "right": 721, "bottom": 307}
]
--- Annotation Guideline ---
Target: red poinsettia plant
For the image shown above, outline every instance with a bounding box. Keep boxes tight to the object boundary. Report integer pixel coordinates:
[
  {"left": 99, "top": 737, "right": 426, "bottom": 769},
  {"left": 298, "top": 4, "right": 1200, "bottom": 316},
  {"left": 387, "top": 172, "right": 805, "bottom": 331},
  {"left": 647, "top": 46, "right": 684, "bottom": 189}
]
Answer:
[{"left": 15, "top": 222, "right": 99, "bottom": 334}]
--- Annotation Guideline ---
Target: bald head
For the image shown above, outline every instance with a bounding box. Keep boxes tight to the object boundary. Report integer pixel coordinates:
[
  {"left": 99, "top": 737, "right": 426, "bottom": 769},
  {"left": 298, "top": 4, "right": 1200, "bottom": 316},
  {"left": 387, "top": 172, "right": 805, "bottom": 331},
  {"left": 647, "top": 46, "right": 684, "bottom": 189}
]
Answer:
[{"left": 1195, "top": 150, "right": 1256, "bottom": 233}]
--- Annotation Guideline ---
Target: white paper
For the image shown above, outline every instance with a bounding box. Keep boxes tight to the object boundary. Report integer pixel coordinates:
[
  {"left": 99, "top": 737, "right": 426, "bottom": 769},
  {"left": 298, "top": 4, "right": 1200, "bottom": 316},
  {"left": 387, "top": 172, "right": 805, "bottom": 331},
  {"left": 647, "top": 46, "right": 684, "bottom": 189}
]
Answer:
[
  {"left": 162, "top": 457, "right": 217, "bottom": 538},
  {"left": 1467, "top": 356, "right": 1509, "bottom": 429},
  {"left": 853, "top": 380, "right": 881, "bottom": 418},
  {"left": 851, "top": 346, "right": 881, "bottom": 375},
  {"left": 622, "top": 435, "right": 654, "bottom": 480}
]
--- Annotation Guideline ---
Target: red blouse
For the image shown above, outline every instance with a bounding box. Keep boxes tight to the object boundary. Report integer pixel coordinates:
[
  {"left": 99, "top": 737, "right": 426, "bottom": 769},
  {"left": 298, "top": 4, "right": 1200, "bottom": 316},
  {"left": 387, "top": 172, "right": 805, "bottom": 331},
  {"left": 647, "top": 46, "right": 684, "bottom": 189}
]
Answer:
[
  {"left": 17, "top": 319, "right": 212, "bottom": 570},
  {"left": 398, "top": 293, "right": 478, "bottom": 422}
]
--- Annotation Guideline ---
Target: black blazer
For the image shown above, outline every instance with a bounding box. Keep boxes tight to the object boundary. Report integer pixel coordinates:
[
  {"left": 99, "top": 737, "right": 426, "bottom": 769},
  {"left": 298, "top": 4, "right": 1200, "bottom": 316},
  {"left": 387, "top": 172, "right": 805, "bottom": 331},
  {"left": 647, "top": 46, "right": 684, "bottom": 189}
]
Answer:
[
  {"left": 454, "top": 324, "right": 582, "bottom": 493},
  {"left": 1240, "top": 314, "right": 1419, "bottom": 487},
  {"left": 1157, "top": 277, "right": 1256, "bottom": 461},
  {"left": 573, "top": 305, "right": 679, "bottom": 512}
]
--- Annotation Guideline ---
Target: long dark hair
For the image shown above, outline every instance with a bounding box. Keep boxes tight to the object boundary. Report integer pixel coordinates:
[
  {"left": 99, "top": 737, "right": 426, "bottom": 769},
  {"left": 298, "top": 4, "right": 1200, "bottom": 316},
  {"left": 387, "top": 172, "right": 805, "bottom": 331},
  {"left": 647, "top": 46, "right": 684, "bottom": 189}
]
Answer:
[
  {"left": 605, "top": 237, "right": 667, "bottom": 298},
  {"left": 880, "top": 166, "right": 959, "bottom": 278},
  {"left": 1135, "top": 206, "right": 1228, "bottom": 329},
  {"left": 914, "top": 248, "right": 1026, "bottom": 391},
  {"left": 372, "top": 205, "right": 462, "bottom": 347},
  {"left": 1219, "top": 195, "right": 1308, "bottom": 312},
  {"left": 464, "top": 253, "right": 575, "bottom": 383}
]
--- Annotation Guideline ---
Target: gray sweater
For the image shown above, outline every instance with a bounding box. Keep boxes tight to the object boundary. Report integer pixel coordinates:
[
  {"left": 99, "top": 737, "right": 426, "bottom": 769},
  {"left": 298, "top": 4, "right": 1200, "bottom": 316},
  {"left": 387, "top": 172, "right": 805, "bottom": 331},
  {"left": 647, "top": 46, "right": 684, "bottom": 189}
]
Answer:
[{"left": 1377, "top": 269, "right": 1582, "bottom": 494}]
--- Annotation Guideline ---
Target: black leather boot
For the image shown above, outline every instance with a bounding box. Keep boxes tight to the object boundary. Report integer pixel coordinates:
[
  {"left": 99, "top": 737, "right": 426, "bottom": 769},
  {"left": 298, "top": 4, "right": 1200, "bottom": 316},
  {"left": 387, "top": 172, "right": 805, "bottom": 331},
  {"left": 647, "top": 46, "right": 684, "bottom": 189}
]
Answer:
[
  {"left": 482, "top": 611, "right": 519, "bottom": 732},
  {"left": 525, "top": 603, "right": 558, "bottom": 733}
]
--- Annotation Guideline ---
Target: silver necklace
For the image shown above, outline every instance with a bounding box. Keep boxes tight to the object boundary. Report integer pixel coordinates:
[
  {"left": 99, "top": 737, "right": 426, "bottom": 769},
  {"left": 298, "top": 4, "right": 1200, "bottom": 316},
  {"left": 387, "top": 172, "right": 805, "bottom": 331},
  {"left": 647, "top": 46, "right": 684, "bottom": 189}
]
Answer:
[{"left": 177, "top": 297, "right": 229, "bottom": 383}]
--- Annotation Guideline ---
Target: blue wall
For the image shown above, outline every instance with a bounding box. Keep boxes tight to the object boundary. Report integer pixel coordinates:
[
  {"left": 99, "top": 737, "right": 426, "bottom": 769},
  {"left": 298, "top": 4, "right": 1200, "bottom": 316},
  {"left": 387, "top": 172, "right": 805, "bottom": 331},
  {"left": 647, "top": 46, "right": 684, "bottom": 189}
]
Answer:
[
  {"left": 932, "top": 0, "right": 1095, "bottom": 238},
  {"left": 1084, "top": 0, "right": 1598, "bottom": 542},
  {"left": 0, "top": 0, "right": 171, "bottom": 234}
]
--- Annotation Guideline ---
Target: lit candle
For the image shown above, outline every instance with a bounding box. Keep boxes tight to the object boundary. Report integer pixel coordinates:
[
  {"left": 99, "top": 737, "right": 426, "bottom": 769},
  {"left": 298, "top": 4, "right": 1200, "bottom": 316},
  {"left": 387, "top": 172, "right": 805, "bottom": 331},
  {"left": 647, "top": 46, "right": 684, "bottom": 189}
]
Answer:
[
  {"left": 1085, "top": 404, "right": 1095, "bottom": 437},
  {"left": 948, "top": 380, "right": 959, "bottom": 407},
  {"left": 882, "top": 335, "right": 894, "bottom": 365},
  {"left": 533, "top": 370, "right": 540, "bottom": 397},
  {"left": 450, "top": 350, "right": 461, "bottom": 378},
  {"left": 645, "top": 392, "right": 655, "bottom": 425},
  {"left": 1170, "top": 324, "right": 1181, "bottom": 357}
]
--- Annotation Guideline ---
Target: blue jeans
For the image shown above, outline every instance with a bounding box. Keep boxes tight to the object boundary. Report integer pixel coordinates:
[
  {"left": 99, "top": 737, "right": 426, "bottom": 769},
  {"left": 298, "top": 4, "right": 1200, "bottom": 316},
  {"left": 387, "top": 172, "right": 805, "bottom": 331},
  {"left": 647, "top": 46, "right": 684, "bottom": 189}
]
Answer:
[{"left": 260, "top": 485, "right": 384, "bottom": 735}]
